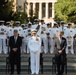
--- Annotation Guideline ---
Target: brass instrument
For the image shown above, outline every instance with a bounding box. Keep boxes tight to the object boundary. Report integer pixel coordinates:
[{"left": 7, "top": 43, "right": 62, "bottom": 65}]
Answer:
[
  {"left": 28, "top": 29, "right": 31, "bottom": 36},
  {"left": 41, "top": 27, "right": 46, "bottom": 34}
]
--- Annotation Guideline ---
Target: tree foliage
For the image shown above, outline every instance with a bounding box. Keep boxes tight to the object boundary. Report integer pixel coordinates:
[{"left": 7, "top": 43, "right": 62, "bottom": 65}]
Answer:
[
  {"left": 13, "top": 12, "right": 28, "bottom": 24},
  {"left": 0, "top": 0, "right": 14, "bottom": 21},
  {"left": 28, "top": 6, "right": 38, "bottom": 23},
  {"left": 0, "top": 0, "right": 28, "bottom": 24},
  {"left": 55, "top": 0, "right": 76, "bottom": 23}
]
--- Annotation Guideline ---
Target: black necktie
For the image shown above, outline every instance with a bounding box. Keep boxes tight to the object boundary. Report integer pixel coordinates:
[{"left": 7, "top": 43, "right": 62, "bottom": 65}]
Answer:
[
  {"left": 14, "top": 37, "right": 17, "bottom": 43},
  {"left": 62, "top": 26, "right": 64, "bottom": 32}
]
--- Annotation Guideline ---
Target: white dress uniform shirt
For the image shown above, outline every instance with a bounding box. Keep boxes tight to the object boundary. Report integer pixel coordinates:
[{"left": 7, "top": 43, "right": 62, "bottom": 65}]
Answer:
[
  {"left": 74, "top": 28, "right": 76, "bottom": 34},
  {"left": 25, "top": 28, "right": 32, "bottom": 43},
  {"left": 65, "top": 28, "right": 75, "bottom": 37},
  {"left": 52, "top": 28, "right": 60, "bottom": 37},
  {"left": 6, "top": 27, "right": 13, "bottom": 37},
  {"left": 28, "top": 36, "right": 41, "bottom": 52},
  {"left": 32, "top": 24, "right": 38, "bottom": 29},
  {"left": 59, "top": 26, "right": 67, "bottom": 32},
  {"left": 37, "top": 24, "right": 48, "bottom": 37},
  {"left": 47, "top": 28, "right": 53, "bottom": 39},
  {"left": 0, "top": 25, "right": 7, "bottom": 39}
]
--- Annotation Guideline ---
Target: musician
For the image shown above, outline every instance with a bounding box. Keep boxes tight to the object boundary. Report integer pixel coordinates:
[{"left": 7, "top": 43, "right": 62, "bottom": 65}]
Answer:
[
  {"left": 28, "top": 29, "right": 41, "bottom": 74},
  {"left": 38, "top": 20, "right": 48, "bottom": 53},
  {"left": 26, "top": 22, "right": 32, "bottom": 53},
  {"left": 21, "top": 24, "right": 27, "bottom": 53},
  {"left": 55, "top": 32, "right": 67, "bottom": 75},
  {"left": 32, "top": 19, "right": 40, "bottom": 29},
  {"left": 48, "top": 22, "right": 59, "bottom": 54},
  {"left": 9, "top": 29, "right": 22, "bottom": 74}
]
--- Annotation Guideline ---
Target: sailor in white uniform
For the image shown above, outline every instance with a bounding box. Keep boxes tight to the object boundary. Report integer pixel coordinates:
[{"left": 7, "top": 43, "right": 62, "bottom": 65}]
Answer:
[
  {"left": 26, "top": 22, "right": 32, "bottom": 53},
  {"left": 37, "top": 20, "right": 48, "bottom": 53},
  {"left": 28, "top": 29, "right": 41, "bottom": 74},
  {"left": 6, "top": 22, "right": 13, "bottom": 38},
  {"left": 21, "top": 24, "right": 27, "bottom": 53},
  {"left": 59, "top": 21, "right": 67, "bottom": 34},
  {"left": 47, "top": 23, "right": 53, "bottom": 53},
  {"left": 32, "top": 19, "right": 40, "bottom": 29},
  {"left": 49, "top": 22, "right": 59, "bottom": 54},
  {"left": 65, "top": 23, "right": 75, "bottom": 54},
  {"left": 6, "top": 22, "right": 13, "bottom": 53},
  {"left": 0, "top": 20, "right": 8, "bottom": 54},
  {"left": 13, "top": 21, "right": 23, "bottom": 37}
]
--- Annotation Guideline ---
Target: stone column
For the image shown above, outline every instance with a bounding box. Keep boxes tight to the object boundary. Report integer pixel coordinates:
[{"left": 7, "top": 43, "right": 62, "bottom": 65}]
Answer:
[
  {"left": 27, "top": 3, "right": 30, "bottom": 17},
  {"left": 46, "top": 3, "right": 48, "bottom": 19},
  {"left": 33, "top": 3, "right": 36, "bottom": 16},
  {"left": 13, "top": 0, "right": 16, "bottom": 12},
  {"left": 52, "top": 3, "right": 54, "bottom": 18},
  {"left": 39, "top": 2, "right": 42, "bottom": 19}
]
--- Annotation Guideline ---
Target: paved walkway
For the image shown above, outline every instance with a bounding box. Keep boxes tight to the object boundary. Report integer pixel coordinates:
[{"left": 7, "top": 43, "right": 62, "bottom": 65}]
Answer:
[{"left": 0, "top": 72, "right": 76, "bottom": 75}]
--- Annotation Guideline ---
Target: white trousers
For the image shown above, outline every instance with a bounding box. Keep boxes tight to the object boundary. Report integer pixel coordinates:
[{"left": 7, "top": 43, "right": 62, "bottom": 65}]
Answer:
[
  {"left": 49, "top": 38, "right": 55, "bottom": 54},
  {"left": 41, "top": 37, "right": 48, "bottom": 54},
  {"left": 21, "top": 38, "right": 27, "bottom": 53},
  {"left": 66, "top": 37, "right": 74, "bottom": 54},
  {"left": 30, "top": 51, "right": 40, "bottom": 74},
  {"left": 0, "top": 39, "right": 7, "bottom": 54},
  {"left": 26, "top": 36, "right": 31, "bottom": 53}
]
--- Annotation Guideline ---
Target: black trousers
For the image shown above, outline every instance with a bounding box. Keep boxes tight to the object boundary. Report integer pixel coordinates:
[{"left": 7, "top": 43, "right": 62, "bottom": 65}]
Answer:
[
  {"left": 56, "top": 54, "right": 65, "bottom": 74},
  {"left": 9, "top": 52, "right": 21, "bottom": 74}
]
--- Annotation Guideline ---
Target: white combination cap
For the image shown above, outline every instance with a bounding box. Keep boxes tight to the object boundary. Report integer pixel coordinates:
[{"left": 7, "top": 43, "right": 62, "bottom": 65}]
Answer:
[{"left": 15, "top": 21, "right": 20, "bottom": 24}]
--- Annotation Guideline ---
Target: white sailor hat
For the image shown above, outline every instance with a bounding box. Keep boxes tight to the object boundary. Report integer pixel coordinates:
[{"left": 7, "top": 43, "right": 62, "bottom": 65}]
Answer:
[
  {"left": 21, "top": 24, "right": 25, "bottom": 27},
  {"left": 0, "top": 20, "right": 5, "bottom": 23},
  {"left": 60, "top": 21, "right": 65, "bottom": 24},
  {"left": 28, "top": 22, "right": 32, "bottom": 25},
  {"left": 6, "top": 21, "right": 11, "bottom": 24},
  {"left": 31, "top": 29, "right": 37, "bottom": 33},
  {"left": 68, "top": 22, "right": 72, "bottom": 25},
  {"left": 15, "top": 21, "right": 20, "bottom": 24},
  {"left": 34, "top": 19, "right": 39, "bottom": 22}
]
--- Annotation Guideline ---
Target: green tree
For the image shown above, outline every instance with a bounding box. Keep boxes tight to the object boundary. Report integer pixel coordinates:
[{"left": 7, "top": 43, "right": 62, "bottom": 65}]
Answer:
[
  {"left": 28, "top": 6, "right": 38, "bottom": 23},
  {"left": 13, "top": 12, "right": 28, "bottom": 24},
  {"left": 0, "top": 0, "right": 14, "bottom": 21},
  {"left": 55, "top": 0, "right": 76, "bottom": 23}
]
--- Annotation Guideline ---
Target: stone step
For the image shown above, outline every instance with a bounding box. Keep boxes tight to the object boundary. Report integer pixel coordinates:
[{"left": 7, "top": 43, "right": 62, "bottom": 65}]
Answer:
[
  {"left": 0, "top": 54, "right": 76, "bottom": 62},
  {"left": 0, "top": 57, "right": 76, "bottom": 63},
  {"left": 0, "top": 54, "right": 76, "bottom": 72},
  {"left": 0, "top": 62, "right": 76, "bottom": 67},
  {"left": 0, "top": 54, "right": 76, "bottom": 58},
  {"left": 0, "top": 62, "right": 76, "bottom": 72}
]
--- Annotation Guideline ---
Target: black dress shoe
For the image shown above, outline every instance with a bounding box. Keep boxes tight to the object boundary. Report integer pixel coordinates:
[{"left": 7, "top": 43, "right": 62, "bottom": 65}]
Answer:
[
  {"left": 17, "top": 73, "right": 20, "bottom": 75},
  {"left": 56, "top": 73, "right": 61, "bottom": 75},
  {"left": 60, "top": 73, "right": 63, "bottom": 75},
  {"left": 56, "top": 73, "right": 59, "bottom": 75}
]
